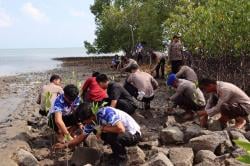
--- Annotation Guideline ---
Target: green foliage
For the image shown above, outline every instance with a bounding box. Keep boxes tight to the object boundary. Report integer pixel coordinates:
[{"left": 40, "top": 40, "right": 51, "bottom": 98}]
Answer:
[
  {"left": 164, "top": 0, "right": 250, "bottom": 57},
  {"left": 44, "top": 91, "right": 52, "bottom": 113},
  {"left": 84, "top": 41, "right": 97, "bottom": 54},
  {"left": 86, "top": 0, "right": 249, "bottom": 57},
  {"left": 234, "top": 139, "right": 250, "bottom": 164}
]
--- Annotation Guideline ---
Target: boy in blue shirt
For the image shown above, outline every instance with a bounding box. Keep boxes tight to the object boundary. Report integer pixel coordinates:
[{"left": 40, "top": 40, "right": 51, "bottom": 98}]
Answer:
[{"left": 53, "top": 103, "right": 141, "bottom": 165}]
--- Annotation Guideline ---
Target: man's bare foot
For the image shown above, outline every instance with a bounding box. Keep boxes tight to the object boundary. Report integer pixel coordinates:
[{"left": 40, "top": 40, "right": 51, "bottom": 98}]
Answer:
[{"left": 233, "top": 117, "right": 246, "bottom": 129}]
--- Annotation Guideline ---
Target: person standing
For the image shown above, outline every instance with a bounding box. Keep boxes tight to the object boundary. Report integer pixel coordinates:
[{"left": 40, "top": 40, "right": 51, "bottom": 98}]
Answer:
[{"left": 168, "top": 35, "right": 183, "bottom": 74}]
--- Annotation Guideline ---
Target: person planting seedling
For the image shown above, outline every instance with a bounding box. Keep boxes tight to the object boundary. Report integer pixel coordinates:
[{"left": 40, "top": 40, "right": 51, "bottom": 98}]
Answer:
[{"left": 53, "top": 102, "right": 141, "bottom": 165}]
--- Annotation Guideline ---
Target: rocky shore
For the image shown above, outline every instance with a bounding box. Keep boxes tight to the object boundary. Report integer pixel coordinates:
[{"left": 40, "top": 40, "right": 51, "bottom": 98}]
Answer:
[{"left": 0, "top": 57, "right": 249, "bottom": 166}]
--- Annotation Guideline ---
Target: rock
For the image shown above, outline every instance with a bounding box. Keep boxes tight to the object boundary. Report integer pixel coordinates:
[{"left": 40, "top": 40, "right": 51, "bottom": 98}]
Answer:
[
  {"left": 207, "top": 119, "right": 222, "bottom": 131},
  {"left": 189, "top": 131, "right": 232, "bottom": 153},
  {"left": 194, "top": 160, "right": 220, "bottom": 166},
  {"left": 228, "top": 130, "right": 247, "bottom": 140},
  {"left": 138, "top": 140, "right": 159, "bottom": 150},
  {"left": 127, "top": 146, "right": 146, "bottom": 165},
  {"left": 84, "top": 134, "right": 104, "bottom": 151},
  {"left": 159, "top": 126, "right": 184, "bottom": 145},
  {"left": 169, "top": 147, "right": 194, "bottom": 166},
  {"left": 244, "top": 131, "right": 250, "bottom": 141},
  {"left": 71, "top": 147, "right": 101, "bottom": 166},
  {"left": 151, "top": 146, "right": 169, "bottom": 156},
  {"left": 185, "top": 124, "right": 202, "bottom": 141},
  {"left": 14, "top": 149, "right": 39, "bottom": 166},
  {"left": 142, "top": 152, "right": 173, "bottom": 166},
  {"left": 164, "top": 116, "right": 176, "bottom": 127},
  {"left": 224, "top": 158, "right": 249, "bottom": 166},
  {"left": 33, "top": 148, "right": 50, "bottom": 161},
  {"left": 231, "top": 148, "right": 247, "bottom": 158},
  {"left": 195, "top": 150, "right": 216, "bottom": 163}
]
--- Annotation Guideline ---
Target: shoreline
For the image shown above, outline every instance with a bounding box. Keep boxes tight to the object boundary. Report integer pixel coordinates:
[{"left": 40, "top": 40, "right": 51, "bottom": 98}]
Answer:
[{"left": 0, "top": 57, "right": 248, "bottom": 166}]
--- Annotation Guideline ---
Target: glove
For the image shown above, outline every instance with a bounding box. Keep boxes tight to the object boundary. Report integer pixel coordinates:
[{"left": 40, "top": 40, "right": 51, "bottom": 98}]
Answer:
[{"left": 137, "top": 91, "right": 145, "bottom": 101}]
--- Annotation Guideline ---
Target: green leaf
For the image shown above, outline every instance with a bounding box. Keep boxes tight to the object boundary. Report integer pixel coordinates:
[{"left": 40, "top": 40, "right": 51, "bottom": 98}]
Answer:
[
  {"left": 236, "top": 155, "right": 250, "bottom": 164},
  {"left": 234, "top": 139, "right": 250, "bottom": 152}
]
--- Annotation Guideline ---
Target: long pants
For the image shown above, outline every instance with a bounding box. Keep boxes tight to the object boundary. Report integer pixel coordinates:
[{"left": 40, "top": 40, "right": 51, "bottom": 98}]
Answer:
[
  {"left": 101, "top": 132, "right": 141, "bottom": 159},
  {"left": 137, "top": 53, "right": 143, "bottom": 64},
  {"left": 48, "top": 113, "right": 78, "bottom": 132},
  {"left": 171, "top": 60, "right": 183, "bottom": 74},
  {"left": 173, "top": 94, "right": 204, "bottom": 112},
  {"left": 124, "top": 82, "right": 154, "bottom": 109},
  {"left": 156, "top": 58, "right": 165, "bottom": 78},
  {"left": 221, "top": 103, "right": 248, "bottom": 119},
  {"left": 103, "top": 98, "right": 136, "bottom": 115}
]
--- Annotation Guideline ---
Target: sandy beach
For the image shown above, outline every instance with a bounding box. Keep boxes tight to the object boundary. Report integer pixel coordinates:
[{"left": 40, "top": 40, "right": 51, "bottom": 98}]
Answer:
[{"left": 0, "top": 57, "right": 248, "bottom": 166}]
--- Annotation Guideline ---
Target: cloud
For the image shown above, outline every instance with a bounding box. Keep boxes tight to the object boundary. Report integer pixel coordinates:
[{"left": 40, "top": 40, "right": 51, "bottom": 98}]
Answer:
[
  {"left": 70, "top": 9, "right": 85, "bottom": 17},
  {"left": 21, "top": 2, "right": 47, "bottom": 23},
  {"left": 0, "top": 9, "right": 12, "bottom": 28}
]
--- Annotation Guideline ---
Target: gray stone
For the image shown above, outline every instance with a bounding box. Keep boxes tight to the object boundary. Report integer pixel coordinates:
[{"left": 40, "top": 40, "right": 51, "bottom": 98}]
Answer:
[
  {"left": 224, "top": 158, "right": 249, "bottom": 166},
  {"left": 151, "top": 146, "right": 169, "bottom": 156},
  {"left": 160, "top": 126, "right": 184, "bottom": 145},
  {"left": 189, "top": 131, "right": 232, "bottom": 153},
  {"left": 138, "top": 140, "right": 159, "bottom": 150},
  {"left": 228, "top": 130, "right": 247, "bottom": 140},
  {"left": 142, "top": 152, "right": 174, "bottom": 166},
  {"left": 14, "top": 149, "right": 39, "bottom": 166},
  {"left": 169, "top": 147, "right": 194, "bottom": 166},
  {"left": 195, "top": 150, "right": 216, "bottom": 163},
  {"left": 127, "top": 146, "right": 146, "bottom": 165},
  {"left": 244, "top": 131, "right": 250, "bottom": 141},
  {"left": 231, "top": 148, "right": 247, "bottom": 158},
  {"left": 185, "top": 124, "right": 202, "bottom": 141},
  {"left": 194, "top": 160, "right": 220, "bottom": 166},
  {"left": 84, "top": 134, "right": 104, "bottom": 151},
  {"left": 207, "top": 119, "right": 222, "bottom": 131}
]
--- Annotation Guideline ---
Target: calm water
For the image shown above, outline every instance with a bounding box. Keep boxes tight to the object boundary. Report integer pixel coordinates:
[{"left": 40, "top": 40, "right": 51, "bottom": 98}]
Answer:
[{"left": 0, "top": 47, "right": 86, "bottom": 76}]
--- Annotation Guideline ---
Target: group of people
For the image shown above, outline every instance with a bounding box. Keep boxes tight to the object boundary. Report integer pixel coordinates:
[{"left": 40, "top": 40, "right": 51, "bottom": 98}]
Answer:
[{"left": 36, "top": 36, "right": 250, "bottom": 165}]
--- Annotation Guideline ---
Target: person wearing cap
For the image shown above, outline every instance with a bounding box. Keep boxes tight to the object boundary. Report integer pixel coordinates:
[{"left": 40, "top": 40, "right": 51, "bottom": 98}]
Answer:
[
  {"left": 167, "top": 73, "right": 206, "bottom": 120},
  {"left": 176, "top": 65, "right": 198, "bottom": 83},
  {"left": 197, "top": 79, "right": 250, "bottom": 129},
  {"left": 168, "top": 35, "right": 183, "bottom": 74},
  {"left": 120, "top": 56, "right": 138, "bottom": 72},
  {"left": 124, "top": 64, "right": 158, "bottom": 109}
]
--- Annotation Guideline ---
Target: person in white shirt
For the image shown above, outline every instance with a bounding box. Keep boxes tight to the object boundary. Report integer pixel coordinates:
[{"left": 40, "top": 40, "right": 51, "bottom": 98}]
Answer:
[
  {"left": 197, "top": 79, "right": 250, "bottom": 129},
  {"left": 53, "top": 103, "right": 141, "bottom": 165},
  {"left": 167, "top": 74, "right": 206, "bottom": 120}
]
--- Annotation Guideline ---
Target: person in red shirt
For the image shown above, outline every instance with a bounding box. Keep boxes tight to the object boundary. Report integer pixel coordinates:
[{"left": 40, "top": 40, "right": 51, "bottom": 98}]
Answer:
[{"left": 81, "top": 72, "right": 107, "bottom": 103}]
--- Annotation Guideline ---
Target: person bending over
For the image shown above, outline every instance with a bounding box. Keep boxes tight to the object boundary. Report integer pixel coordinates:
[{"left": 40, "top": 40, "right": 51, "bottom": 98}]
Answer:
[
  {"left": 37, "top": 74, "right": 63, "bottom": 116},
  {"left": 48, "top": 84, "right": 80, "bottom": 142},
  {"left": 167, "top": 74, "right": 206, "bottom": 120},
  {"left": 54, "top": 103, "right": 141, "bottom": 165},
  {"left": 176, "top": 65, "right": 198, "bottom": 83},
  {"left": 124, "top": 64, "right": 158, "bottom": 109},
  {"left": 96, "top": 74, "right": 137, "bottom": 115},
  {"left": 120, "top": 56, "right": 138, "bottom": 72},
  {"left": 151, "top": 51, "right": 166, "bottom": 79},
  {"left": 197, "top": 79, "right": 250, "bottom": 129},
  {"left": 81, "top": 71, "right": 107, "bottom": 103}
]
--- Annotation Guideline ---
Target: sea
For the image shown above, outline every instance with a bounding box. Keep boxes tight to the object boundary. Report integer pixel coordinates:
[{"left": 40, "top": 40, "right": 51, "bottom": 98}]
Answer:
[{"left": 0, "top": 47, "right": 111, "bottom": 76}]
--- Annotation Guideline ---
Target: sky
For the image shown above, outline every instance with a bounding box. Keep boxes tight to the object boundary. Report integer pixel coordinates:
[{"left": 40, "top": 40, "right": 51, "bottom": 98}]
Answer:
[{"left": 0, "top": 0, "right": 96, "bottom": 49}]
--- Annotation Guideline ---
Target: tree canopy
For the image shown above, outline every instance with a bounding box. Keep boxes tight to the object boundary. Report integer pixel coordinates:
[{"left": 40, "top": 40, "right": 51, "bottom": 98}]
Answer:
[{"left": 85, "top": 0, "right": 249, "bottom": 57}]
